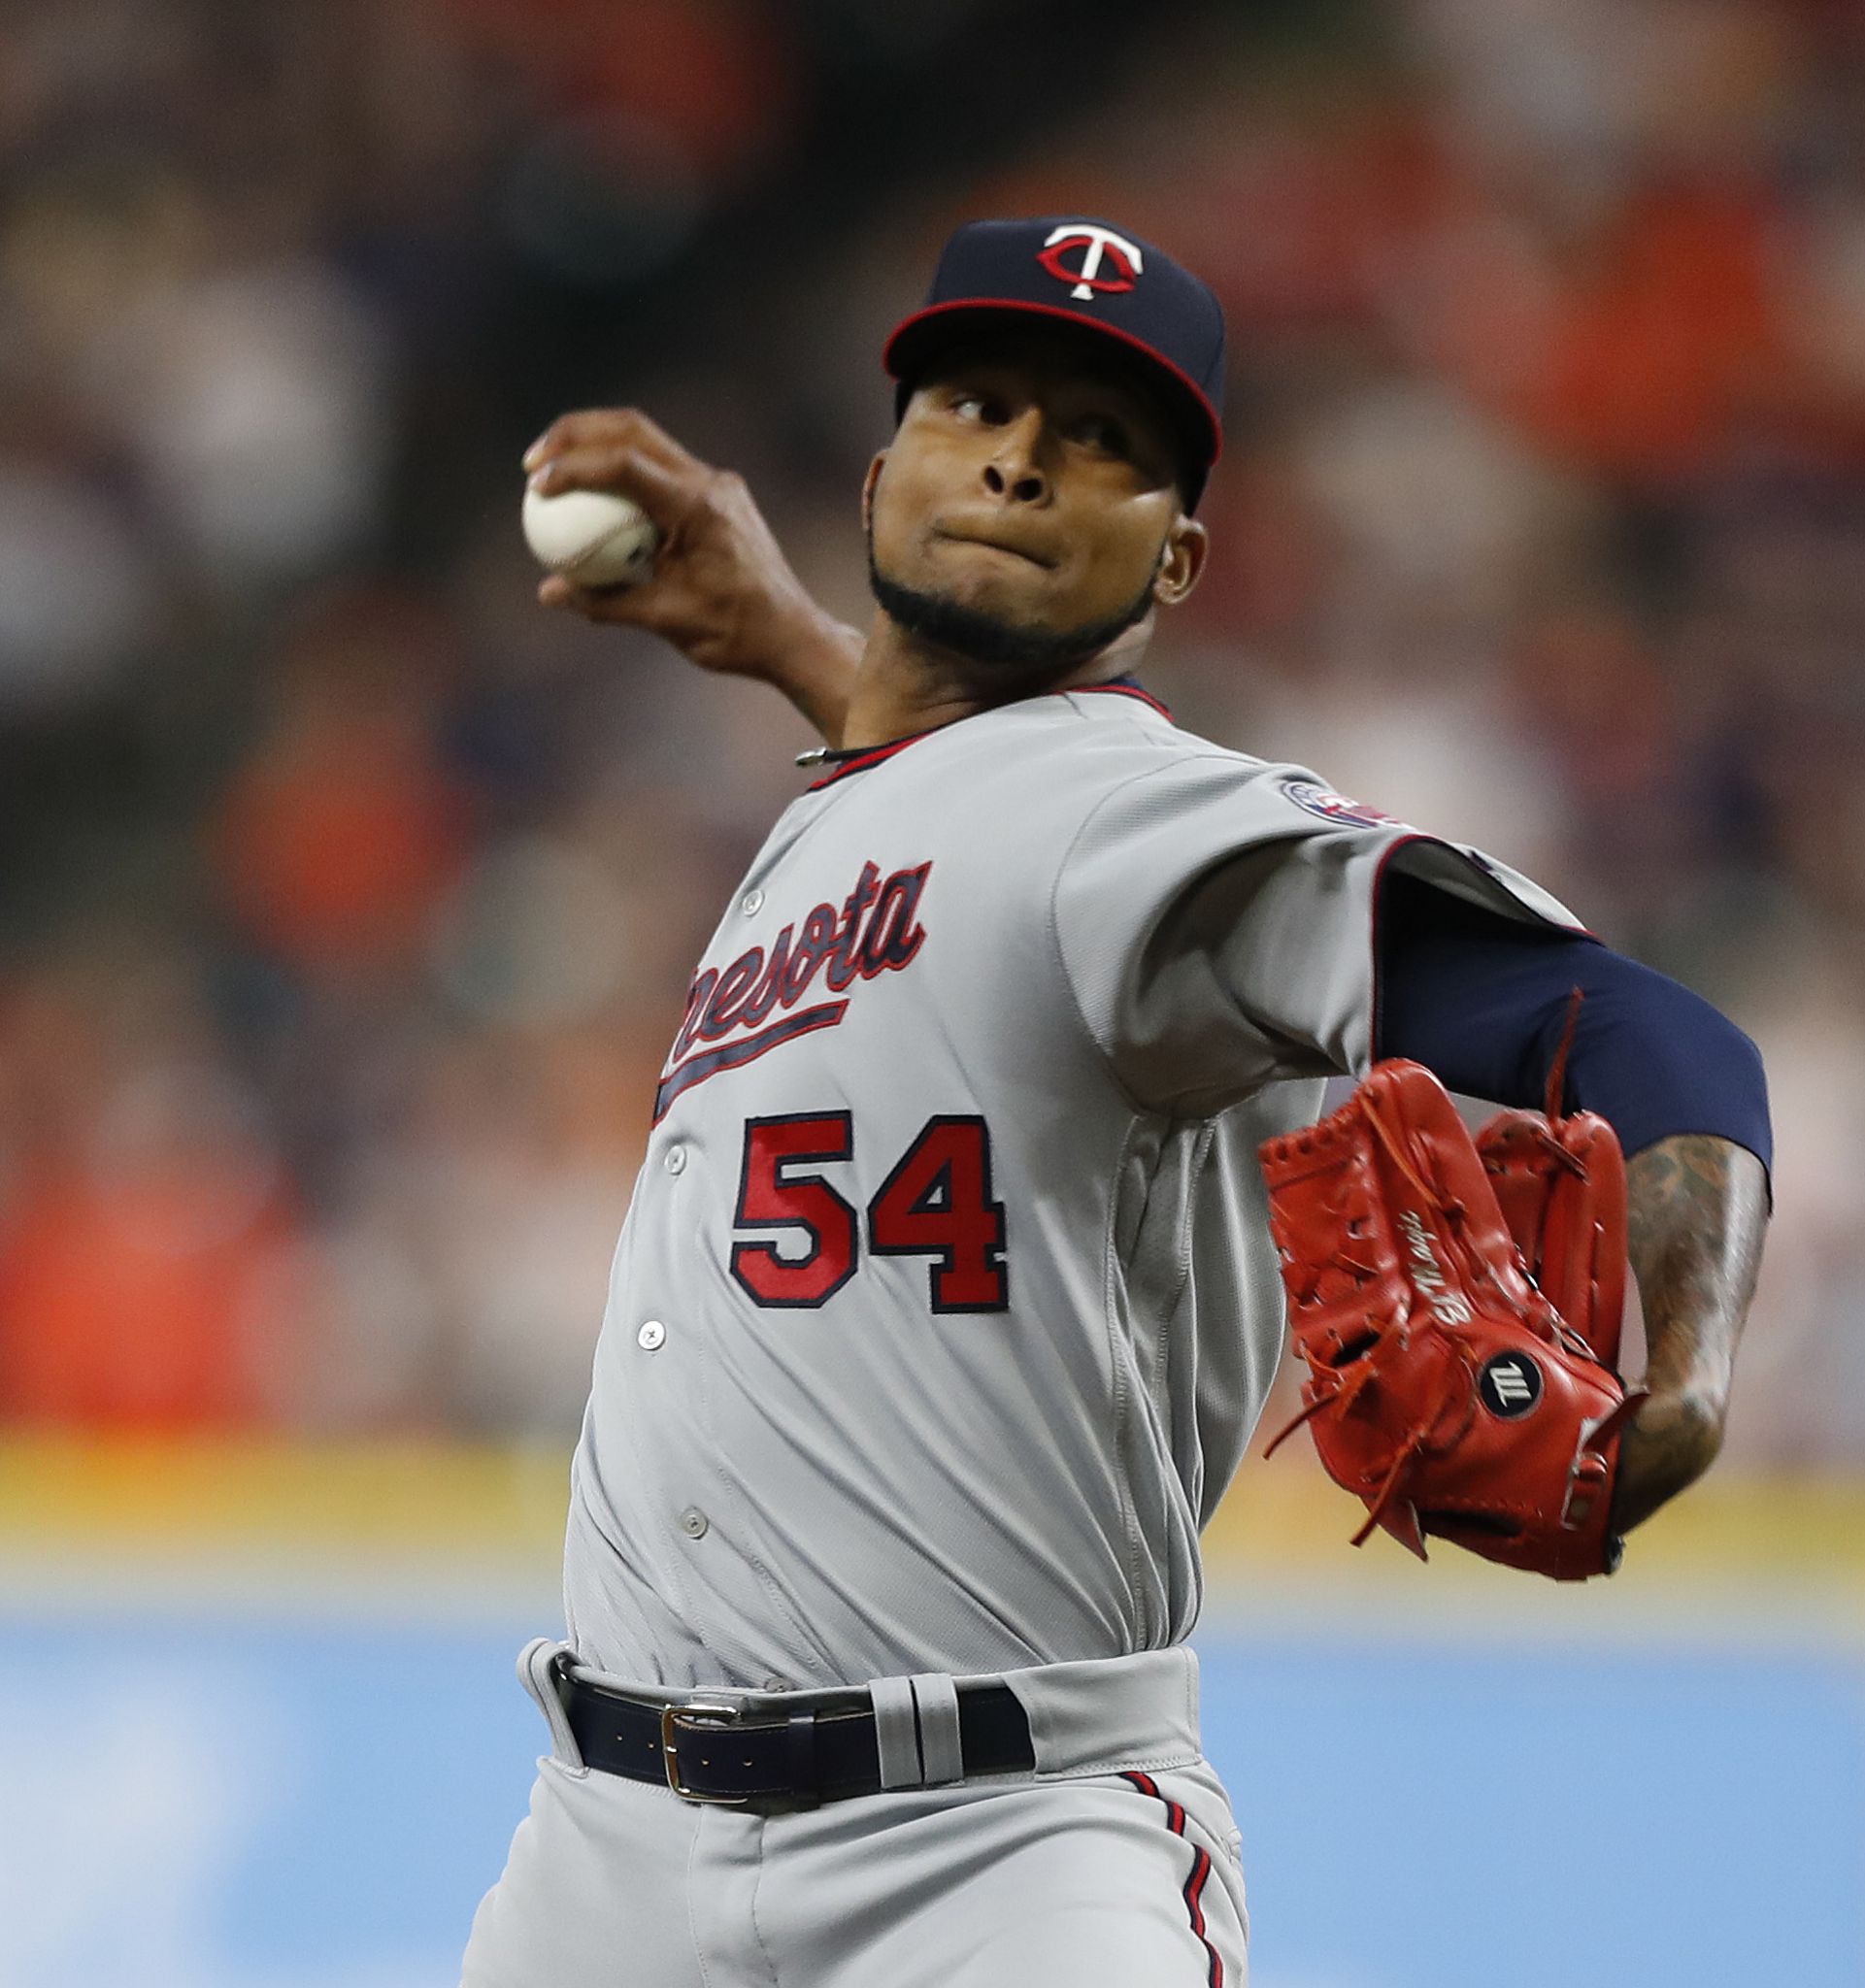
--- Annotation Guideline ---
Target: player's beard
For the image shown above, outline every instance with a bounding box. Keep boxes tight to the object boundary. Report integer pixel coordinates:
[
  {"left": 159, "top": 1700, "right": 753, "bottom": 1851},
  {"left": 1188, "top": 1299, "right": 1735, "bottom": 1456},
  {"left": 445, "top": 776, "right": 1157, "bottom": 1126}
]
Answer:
[{"left": 866, "top": 538, "right": 1159, "bottom": 686}]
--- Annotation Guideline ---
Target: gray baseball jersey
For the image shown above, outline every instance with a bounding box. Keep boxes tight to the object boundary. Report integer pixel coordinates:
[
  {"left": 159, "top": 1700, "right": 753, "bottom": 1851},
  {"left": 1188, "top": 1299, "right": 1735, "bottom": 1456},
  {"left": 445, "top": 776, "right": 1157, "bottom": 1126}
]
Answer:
[{"left": 559, "top": 681, "right": 1576, "bottom": 1691}]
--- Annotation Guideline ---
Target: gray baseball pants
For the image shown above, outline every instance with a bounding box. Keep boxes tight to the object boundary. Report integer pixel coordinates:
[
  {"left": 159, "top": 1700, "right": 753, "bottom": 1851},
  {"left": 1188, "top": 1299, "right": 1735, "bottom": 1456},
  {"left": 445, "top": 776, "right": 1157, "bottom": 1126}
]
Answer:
[{"left": 460, "top": 1640, "right": 1249, "bottom": 1987}]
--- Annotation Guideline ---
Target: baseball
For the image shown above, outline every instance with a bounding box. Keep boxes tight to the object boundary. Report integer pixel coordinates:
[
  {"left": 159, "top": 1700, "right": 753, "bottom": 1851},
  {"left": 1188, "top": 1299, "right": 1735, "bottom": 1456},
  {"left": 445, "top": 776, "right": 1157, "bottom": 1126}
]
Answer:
[{"left": 521, "top": 484, "right": 661, "bottom": 588}]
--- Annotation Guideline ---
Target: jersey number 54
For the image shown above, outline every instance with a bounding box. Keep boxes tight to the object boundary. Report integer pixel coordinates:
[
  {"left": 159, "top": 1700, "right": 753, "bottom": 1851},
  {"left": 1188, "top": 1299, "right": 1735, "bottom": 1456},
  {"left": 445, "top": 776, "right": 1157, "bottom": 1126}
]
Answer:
[{"left": 729, "top": 1112, "right": 1009, "bottom": 1313}]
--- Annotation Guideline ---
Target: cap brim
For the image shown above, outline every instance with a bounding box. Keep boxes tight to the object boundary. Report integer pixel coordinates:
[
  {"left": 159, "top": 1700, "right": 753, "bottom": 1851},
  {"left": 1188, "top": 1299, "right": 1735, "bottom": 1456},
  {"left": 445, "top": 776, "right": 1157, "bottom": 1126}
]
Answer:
[{"left": 883, "top": 297, "right": 1222, "bottom": 472}]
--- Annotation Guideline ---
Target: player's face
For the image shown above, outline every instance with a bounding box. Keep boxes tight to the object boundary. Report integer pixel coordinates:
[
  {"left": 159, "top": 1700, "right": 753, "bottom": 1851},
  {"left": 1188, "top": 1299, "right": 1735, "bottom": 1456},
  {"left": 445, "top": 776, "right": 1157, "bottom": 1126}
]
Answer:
[{"left": 864, "top": 331, "right": 1207, "bottom": 679}]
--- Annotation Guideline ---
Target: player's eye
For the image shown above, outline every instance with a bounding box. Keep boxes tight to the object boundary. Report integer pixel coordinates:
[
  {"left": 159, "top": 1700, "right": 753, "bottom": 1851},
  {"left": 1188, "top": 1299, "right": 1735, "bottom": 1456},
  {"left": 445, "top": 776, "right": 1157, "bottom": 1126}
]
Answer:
[{"left": 950, "top": 390, "right": 1009, "bottom": 425}]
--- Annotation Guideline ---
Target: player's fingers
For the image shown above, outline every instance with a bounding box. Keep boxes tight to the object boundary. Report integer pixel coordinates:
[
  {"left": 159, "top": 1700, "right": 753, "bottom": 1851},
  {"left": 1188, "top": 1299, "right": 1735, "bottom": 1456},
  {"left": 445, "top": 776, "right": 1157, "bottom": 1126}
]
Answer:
[
  {"left": 539, "top": 571, "right": 639, "bottom": 610},
  {"left": 523, "top": 409, "right": 698, "bottom": 479},
  {"left": 526, "top": 444, "right": 690, "bottom": 529},
  {"left": 539, "top": 570, "right": 682, "bottom": 629}
]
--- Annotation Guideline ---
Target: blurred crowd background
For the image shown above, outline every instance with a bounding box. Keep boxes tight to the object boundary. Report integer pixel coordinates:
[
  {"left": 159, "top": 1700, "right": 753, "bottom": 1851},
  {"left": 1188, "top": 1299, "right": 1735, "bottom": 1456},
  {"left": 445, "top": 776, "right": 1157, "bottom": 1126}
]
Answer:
[{"left": 1, "top": 0, "right": 1860, "bottom": 1461}]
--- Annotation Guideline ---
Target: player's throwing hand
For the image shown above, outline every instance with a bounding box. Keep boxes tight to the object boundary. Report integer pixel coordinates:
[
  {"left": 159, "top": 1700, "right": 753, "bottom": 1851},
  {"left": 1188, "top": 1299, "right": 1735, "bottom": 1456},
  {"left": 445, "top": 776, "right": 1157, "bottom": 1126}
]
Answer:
[{"left": 524, "top": 408, "right": 860, "bottom": 734}]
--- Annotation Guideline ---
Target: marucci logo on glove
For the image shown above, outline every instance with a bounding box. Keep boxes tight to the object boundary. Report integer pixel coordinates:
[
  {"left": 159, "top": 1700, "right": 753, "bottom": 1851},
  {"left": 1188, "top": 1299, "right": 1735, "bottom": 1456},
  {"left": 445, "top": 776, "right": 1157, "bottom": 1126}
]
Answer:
[{"left": 1479, "top": 1353, "right": 1544, "bottom": 1419}]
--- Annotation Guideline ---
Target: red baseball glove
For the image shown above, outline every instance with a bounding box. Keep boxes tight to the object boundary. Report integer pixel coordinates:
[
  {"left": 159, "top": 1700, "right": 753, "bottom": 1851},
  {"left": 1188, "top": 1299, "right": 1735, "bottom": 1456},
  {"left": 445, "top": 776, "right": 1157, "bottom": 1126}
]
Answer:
[{"left": 1259, "top": 1055, "right": 1644, "bottom": 1580}]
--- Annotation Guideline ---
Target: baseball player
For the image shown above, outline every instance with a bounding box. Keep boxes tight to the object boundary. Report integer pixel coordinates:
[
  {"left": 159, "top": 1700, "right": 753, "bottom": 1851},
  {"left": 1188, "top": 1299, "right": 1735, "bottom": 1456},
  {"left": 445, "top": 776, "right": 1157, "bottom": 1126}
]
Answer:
[{"left": 462, "top": 218, "right": 1772, "bottom": 1987}]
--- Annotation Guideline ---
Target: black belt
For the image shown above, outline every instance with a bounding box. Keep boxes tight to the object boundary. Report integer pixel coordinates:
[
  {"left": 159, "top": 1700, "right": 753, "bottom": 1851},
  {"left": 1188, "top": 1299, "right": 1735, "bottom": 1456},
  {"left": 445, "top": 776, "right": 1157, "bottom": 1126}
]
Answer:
[{"left": 558, "top": 1663, "right": 1034, "bottom": 1806}]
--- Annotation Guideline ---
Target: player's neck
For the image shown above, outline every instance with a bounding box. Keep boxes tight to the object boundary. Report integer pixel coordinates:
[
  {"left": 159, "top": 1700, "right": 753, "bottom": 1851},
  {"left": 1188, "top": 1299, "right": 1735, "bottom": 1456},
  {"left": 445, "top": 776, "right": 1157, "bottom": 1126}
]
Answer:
[{"left": 840, "top": 613, "right": 1147, "bottom": 750}]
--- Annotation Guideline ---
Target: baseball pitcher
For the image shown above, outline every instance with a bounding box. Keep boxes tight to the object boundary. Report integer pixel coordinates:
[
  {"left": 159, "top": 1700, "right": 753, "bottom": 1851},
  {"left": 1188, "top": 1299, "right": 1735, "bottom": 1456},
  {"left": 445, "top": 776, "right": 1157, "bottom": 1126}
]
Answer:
[{"left": 460, "top": 218, "right": 1772, "bottom": 1987}]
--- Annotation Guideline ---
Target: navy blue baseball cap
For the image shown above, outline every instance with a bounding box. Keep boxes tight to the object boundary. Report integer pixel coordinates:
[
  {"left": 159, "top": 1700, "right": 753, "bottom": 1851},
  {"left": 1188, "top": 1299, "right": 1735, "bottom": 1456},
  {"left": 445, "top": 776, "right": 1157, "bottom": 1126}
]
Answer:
[{"left": 883, "top": 216, "right": 1226, "bottom": 508}]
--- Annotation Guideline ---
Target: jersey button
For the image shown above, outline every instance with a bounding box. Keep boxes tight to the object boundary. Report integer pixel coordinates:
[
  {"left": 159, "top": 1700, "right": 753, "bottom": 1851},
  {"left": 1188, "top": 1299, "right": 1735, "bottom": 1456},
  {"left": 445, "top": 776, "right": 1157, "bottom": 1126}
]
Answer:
[
  {"left": 637, "top": 1320, "right": 667, "bottom": 1351},
  {"left": 741, "top": 888, "right": 765, "bottom": 916},
  {"left": 678, "top": 1508, "right": 709, "bottom": 1539},
  {"left": 663, "top": 1144, "right": 686, "bottom": 1176}
]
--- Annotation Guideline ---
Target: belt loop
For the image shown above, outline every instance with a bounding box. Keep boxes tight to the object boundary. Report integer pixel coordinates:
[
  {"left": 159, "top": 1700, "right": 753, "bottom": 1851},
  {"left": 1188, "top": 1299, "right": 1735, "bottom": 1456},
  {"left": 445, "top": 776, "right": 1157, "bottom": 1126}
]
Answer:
[
  {"left": 909, "top": 1673, "right": 963, "bottom": 1784},
  {"left": 785, "top": 1710, "right": 821, "bottom": 1807},
  {"left": 516, "top": 1638, "right": 586, "bottom": 1772},
  {"left": 868, "top": 1673, "right": 922, "bottom": 1788}
]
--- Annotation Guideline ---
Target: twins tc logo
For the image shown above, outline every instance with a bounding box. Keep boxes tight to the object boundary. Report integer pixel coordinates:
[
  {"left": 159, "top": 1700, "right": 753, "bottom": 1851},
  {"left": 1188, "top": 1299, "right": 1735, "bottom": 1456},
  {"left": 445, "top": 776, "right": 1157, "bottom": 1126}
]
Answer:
[{"left": 1038, "top": 223, "right": 1144, "bottom": 301}]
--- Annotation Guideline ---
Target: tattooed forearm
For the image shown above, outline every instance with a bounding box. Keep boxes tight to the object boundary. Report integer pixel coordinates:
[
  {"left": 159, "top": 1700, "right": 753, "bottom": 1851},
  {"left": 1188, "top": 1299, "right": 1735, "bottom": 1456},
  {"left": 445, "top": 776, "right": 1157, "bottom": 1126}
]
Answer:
[{"left": 1613, "top": 1134, "right": 1770, "bottom": 1532}]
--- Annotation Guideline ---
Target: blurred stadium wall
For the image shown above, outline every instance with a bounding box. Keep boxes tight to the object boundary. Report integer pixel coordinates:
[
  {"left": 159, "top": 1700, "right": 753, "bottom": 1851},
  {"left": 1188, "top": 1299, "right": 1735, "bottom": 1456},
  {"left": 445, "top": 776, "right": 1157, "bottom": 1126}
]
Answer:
[
  {"left": 1, "top": 1441, "right": 1860, "bottom": 1986},
  {"left": 2, "top": 1, "right": 1863, "bottom": 1983}
]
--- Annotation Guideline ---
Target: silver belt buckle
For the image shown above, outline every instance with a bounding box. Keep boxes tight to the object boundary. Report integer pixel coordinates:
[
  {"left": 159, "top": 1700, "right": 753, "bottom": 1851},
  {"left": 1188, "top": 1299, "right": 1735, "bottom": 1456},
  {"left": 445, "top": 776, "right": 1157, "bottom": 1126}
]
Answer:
[{"left": 660, "top": 1700, "right": 748, "bottom": 1803}]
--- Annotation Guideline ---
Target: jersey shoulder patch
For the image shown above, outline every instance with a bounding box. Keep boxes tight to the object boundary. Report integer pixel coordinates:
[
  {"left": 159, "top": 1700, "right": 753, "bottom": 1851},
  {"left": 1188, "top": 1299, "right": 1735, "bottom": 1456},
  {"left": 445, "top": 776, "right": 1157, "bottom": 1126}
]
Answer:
[{"left": 1276, "top": 776, "right": 1407, "bottom": 831}]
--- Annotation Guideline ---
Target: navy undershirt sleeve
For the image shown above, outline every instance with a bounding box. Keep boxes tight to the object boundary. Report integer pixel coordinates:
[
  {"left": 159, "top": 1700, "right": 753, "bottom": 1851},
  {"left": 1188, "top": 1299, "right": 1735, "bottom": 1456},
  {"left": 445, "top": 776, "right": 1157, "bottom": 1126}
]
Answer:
[{"left": 1375, "top": 869, "right": 1773, "bottom": 1176}]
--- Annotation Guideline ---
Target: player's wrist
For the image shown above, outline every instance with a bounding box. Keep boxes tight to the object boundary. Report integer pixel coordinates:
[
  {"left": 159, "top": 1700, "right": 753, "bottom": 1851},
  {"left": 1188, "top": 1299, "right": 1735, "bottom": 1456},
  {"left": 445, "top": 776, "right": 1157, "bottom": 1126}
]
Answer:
[
  {"left": 747, "top": 600, "right": 861, "bottom": 741},
  {"left": 1612, "top": 1387, "right": 1726, "bottom": 1532},
  {"left": 1632, "top": 1382, "right": 1727, "bottom": 1455}
]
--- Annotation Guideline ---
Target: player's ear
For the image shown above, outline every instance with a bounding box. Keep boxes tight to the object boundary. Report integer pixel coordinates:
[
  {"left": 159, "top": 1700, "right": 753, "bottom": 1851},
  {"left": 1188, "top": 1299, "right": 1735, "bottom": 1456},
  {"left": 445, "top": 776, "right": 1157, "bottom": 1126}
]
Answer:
[
  {"left": 861, "top": 452, "right": 887, "bottom": 533},
  {"left": 1151, "top": 515, "right": 1209, "bottom": 608}
]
